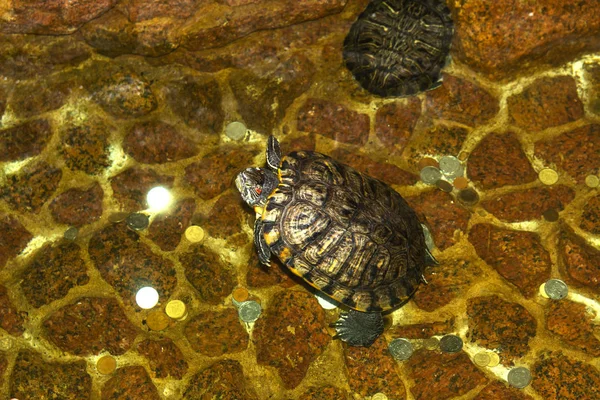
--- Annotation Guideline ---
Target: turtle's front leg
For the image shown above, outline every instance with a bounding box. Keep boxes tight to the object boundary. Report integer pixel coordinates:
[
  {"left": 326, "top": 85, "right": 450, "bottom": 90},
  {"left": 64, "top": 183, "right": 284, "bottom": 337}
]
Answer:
[
  {"left": 332, "top": 310, "right": 384, "bottom": 347},
  {"left": 254, "top": 217, "right": 272, "bottom": 266}
]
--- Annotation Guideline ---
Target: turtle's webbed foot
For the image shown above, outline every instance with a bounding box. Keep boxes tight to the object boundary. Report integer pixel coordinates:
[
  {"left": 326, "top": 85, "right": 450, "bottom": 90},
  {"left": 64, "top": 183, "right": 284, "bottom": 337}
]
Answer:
[{"left": 332, "top": 310, "right": 384, "bottom": 347}]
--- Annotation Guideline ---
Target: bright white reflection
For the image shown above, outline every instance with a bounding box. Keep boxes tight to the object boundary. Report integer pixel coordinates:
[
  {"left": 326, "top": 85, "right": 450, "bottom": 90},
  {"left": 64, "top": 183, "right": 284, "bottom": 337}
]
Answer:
[
  {"left": 136, "top": 286, "right": 159, "bottom": 309},
  {"left": 147, "top": 186, "right": 172, "bottom": 212}
]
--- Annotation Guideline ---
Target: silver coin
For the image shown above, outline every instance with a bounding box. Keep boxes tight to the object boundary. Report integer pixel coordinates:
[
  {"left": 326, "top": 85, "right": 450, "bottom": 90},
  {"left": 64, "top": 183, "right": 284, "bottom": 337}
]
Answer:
[
  {"left": 225, "top": 121, "right": 247, "bottom": 141},
  {"left": 439, "top": 334, "right": 463, "bottom": 353},
  {"left": 507, "top": 366, "right": 532, "bottom": 389},
  {"left": 64, "top": 226, "right": 79, "bottom": 241},
  {"left": 126, "top": 213, "right": 149, "bottom": 231},
  {"left": 439, "top": 156, "right": 463, "bottom": 179},
  {"left": 388, "top": 338, "right": 414, "bottom": 361},
  {"left": 544, "top": 279, "right": 568, "bottom": 300},
  {"left": 420, "top": 166, "right": 442, "bottom": 184},
  {"left": 238, "top": 300, "right": 262, "bottom": 323}
]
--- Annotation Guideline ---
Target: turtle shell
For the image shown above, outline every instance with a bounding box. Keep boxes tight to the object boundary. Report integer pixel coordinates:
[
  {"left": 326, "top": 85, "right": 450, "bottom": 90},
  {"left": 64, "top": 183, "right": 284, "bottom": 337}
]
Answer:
[
  {"left": 343, "top": 0, "right": 454, "bottom": 97},
  {"left": 260, "top": 151, "right": 427, "bottom": 312}
]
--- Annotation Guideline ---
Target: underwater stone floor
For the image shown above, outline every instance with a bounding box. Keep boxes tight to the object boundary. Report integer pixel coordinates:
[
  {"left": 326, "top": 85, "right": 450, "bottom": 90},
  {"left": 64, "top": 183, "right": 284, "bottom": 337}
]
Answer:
[{"left": 0, "top": 0, "right": 600, "bottom": 399}]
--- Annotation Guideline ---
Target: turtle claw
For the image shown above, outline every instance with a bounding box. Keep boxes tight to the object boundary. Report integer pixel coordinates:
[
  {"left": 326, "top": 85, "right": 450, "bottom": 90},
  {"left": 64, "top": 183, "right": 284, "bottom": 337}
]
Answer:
[{"left": 332, "top": 310, "right": 384, "bottom": 347}]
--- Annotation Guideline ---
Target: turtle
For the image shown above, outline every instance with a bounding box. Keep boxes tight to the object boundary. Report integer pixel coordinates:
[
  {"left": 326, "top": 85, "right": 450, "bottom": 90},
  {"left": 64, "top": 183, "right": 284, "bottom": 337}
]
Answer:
[
  {"left": 343, "top": 0, "right": 454, "bottom": 97},
  {"left": 235, "top": 136, "right": 436, "bottom": 347}
]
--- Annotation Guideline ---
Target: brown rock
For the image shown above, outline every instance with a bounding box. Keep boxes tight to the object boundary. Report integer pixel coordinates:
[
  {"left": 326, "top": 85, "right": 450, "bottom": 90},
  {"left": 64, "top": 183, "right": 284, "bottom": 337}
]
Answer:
[
  {"left": 470, "top": 224, "right": 551, "bottom": 297},
  {"left": 474, "top": 381, "right": 534, "bottom": 400},
  {"left": 297, "top": 98, "right": 370, "bottom": 146},
  {"left": 180, "top": 245, "right": 236, "bottom": 304},
  {"left": 136, "top": 338, "right": 189, "bottom": 379},
  {"left": 21, "top": 242, "right": 89, "bottom": 308},
  {"left": 197, "top": 191, "right": 247, "bottom": 240},
  {"left": 0, "top": 0, "right": 119, "bottom": 34},
  {"left": 344, "top": 337, "right": 406, "bottom": 399},
  {"left": 10, "top": 75, "right": 74, "bottom": 118},
  {"left": 124, "top": 121, "right": 198, "bottom": 163},
  {"left": 88, "top": 224, "right": 178, "bottom": 307},
  {"left": 546, "top": 300, "right": 600, "bottom": 356},
  {"left": 101, "top": 366, "right": 160, "bottom": 400},
  {"left": 43, "top": 297, "right": 139, "bottom": 355},
  {"left": 425, "top": 74, "right": 499, "bottom": 126},
  {"left": 407, "top": 349, "right": 487, "bottom": 400},
  {"left": 164, "top": 76, "right": 224, "bottom": 135},
  {"left": 0, "top": 214, "right": 32, "bottom": 269},
  {"left": 330, "top": 148, "right": 419, "bottom": 186},
  {"left": 532, "top": 352, "right": 600, "bottom": 399},
  {"left": 559, "top": 225, "right": 600, "bottom": 289},
  {"left": 406, "top": 190, "right": 471, "bottom": 251},
  {"left": 468, "top": 132, "right": 537, "bottom": 189},
  {"left": 300, "top": 385, "right": 351, "bottom": 400},
  {"left": 534, "top": 124, "right": 600, "bottom": 181},
  {"left": 184, "top": 360, "right": 258, "bottom": 399},
  {"left": 0, "top": 354, "right": 6, "bottom": 388},
  {"left": 124, "top": 0, "right": 199, "bottom": 22},
  {"left": 61, "top": 120, "right": 112, "bottom": 174},
  {"left": 581, "top": 195, "right": 600, "bottom": 234},
  {"left": 413, "top": 258, "right": 481, "bottom": 312},
  {"left": 508, "top": 76, "right": 584, "bottom": 132},
  {"left": 148, "top": 198, "right": 196, "bottom": 251},
  {"left": 184, "top": 308, "right": 248, "bottom": 356},
  {"left": 0, "top": 284, "right": 26, "bottom": 335},
  {"left": 111, "top": 167, "right": 175, "bottom": 212},
  {"left": 0, "top": 161, "right": 62, "bottom": 213},
  {"left": 452, "top": 0, "right": 600, "bottom": 80},
  {"left": 182, "top": 0, "right": 347, "bottom": 51},
  {"left": 9, "top": 350, "right": 91, "bottom": 399},
  {"left": 0, "top": 119, "right": 52, "bottom": 162},
  {"left": 481, "top": 185, "right": 575, "bottom": 222},
  {"left": 49, "top": 183, "right": 104, "bottom": 227},
  {"left": 246, "top": 252, "right": 296, "bottom": 289},
  {"left": 375, "top": 98, "right": 421, "bottom": 154},
  {"left": 230, "top": 54, "right": 315, "bottom": 133},
  {"left": 184, "top": 146, "right": 257, "bottom": 200},
  {"left": 280, "top": 134, "right": 317, "bottom": 154},
  {"left": 404, "top": 124, "right": 469, "bottom": 169},
  {"left": 467, "top": 296, "right": 537, "bottom": 363},
  {"left": 254, "top": 290, "right": 330, "bottom": 389},
  {"left": 388, "top": 319, "right": 454, "bottom": 339}
]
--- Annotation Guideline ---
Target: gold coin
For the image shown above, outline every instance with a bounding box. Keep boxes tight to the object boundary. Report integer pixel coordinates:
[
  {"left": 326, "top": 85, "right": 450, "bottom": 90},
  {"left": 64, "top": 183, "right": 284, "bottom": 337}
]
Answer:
[
  {"left": 97, "top": 355, "right": 117, "bottom": 375},
  {"left": 585, "top": 174, "right": 599, "bottom": 188},
  {"left": 418, "top": 157, "right": 439, "bottom": 170},
  {"left": 539, "top": 283, "right": 550, "bottom": 299},
  {"left": 146, "top": 309, "right": 170, "bottom": 331},
  {"left": 371, "top": 393, "right": 388, "bottom": 400},
  {"left": 233, "top": 287, "right": 250, "bottom": 303},
  {"left": 538, "top": 168, "right": 559, "bottom": 185},
  {"left": 487, "top": 352, "right": 500, "bottom": 367},
  {"left": 165, "top": 300, "right": 187, "bottom": 320},
  {"left": 473, "top": 352, "right": 491, "bottom": 367},
  {"left": 185, "top": 225, "right": 205, "bottom": 243},
  {"left": 453, "top": 176, "right": 469, "bottom": 190},
  {"left": 423, "top": 337, "right": 440, "bottom": 350}
]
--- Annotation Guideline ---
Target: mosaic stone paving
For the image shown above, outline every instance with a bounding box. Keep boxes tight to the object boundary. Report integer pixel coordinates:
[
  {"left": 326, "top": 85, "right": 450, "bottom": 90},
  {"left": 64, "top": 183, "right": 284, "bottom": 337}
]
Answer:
[{"left": 1, "top": 0, "right": 600, "bottom": 399}]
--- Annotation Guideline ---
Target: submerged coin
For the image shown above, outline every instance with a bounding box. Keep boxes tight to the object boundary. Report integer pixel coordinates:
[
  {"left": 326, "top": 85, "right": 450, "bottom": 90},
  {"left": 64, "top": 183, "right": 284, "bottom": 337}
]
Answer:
[
  {"left": 585, "top": 174, "right": 600, "bottom": 188},
  {"left": 64, "top": 226, "right": 78, "bottom": 241},
  {"left": 165, "top": 300, "right": 187, "bottom": 320},
  {"left": 440, "top": 334, "right": 463, "bottom": 353},
  {"left": 225, "top": 121, "right": 247, "bottom": 141},
  {"left": 421, "top": 166, "right": 442, "bottom": 184},
  {"left": 423, "top": 337, "right": 440, "bottom": 350},
  {"left": 126, "top": 213, "right": 149, "bottom": 231},
  {"left": 508, "top": 366, "right": 532, "bottom": 389},
  {"left": 185, "top": 225, "right": 205, "bottom": 243},
  {"left": 458, "top": 188, "right": 479, "bottom": 205},
  {"left": 539, "top": 168, "right": 559, "bottom": 185},
  {"left": 388, "top": 338, "right": 414, "bottom": 361},
  {"left": 436, "top": 179, "right": 454, "bottom": 192},
  {"left": 439, "top": 156, "right": 463, "bottom": 178},
  {"left": 238, "top": 300, "right": 262, "bottom": 322},
  {"left": 473, "top": 352, "right": 491, "bottom": 367},
  {"left": 544, "top": 279, "right": 568, "bottom": 300}
]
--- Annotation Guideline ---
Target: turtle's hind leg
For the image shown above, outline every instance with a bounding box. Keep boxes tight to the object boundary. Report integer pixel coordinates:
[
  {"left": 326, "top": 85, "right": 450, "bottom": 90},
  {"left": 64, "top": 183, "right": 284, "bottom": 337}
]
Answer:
[{"left": 332, "top": 310, "right": 384, "bottom": 347}]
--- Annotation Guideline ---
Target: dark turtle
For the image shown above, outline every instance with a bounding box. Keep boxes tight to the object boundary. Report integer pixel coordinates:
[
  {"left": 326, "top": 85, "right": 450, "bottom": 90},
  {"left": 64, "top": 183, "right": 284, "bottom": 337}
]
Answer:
[
  {"left": 235, "top": 136, "right": 436, "bottom": 346},
  {"left": 343, "top": 0, "right": 454, "bottom": 97}
]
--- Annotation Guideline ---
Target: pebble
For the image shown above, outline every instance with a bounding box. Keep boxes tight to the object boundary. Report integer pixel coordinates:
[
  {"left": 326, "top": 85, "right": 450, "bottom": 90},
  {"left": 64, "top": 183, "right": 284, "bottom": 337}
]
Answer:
[
  {"left": 165, "top": 300, "right": 188, "bottom": 320},
  {"left": 439, "top": 334, "right": 463, "bottom": 353},
  {"left": 388, "top": 338, "right": 414, "bottom": 361},
  {"left": 538, "top": 168, "right": 559, "bottom": 185},
  {"left": 544, "top": 279, "right": 569, "bottom": 300},
  {"left": 225, "top": 121, "right": 247, "bottom": 141},
  {"left": 126, "top": 212, "right": 149, "bottom": 231},
  {"left": 507, "top": 366, "right": 532, "bottom": 389},
  {"left": 238, "top": 300, "right": 262, "bottom": 323},
  {"left": 97, "top": 355, "right": 117, "bottom": 375},
  {"left": 420, "top": 166, "right": 442, "bottom": 185},
  {"left": 315, "top": 293, "right": 338, "bottom": 310}
]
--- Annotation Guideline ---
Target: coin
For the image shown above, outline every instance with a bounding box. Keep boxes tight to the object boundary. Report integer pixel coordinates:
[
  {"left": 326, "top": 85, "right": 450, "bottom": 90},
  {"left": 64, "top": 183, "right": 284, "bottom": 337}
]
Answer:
[
  {"left": 423, "top": 337, "right": 439, "bottom": 350},
  {"left": 165, "top": 300, "right": 187, "bottom": 320},
  {"left": 238, "top": 300, "right": 262, "bottom": 323},
  {"left": 458, "top": 188, "right": 479, "bottom": 205},
  {"left": 146, "top": 309, "right": 170, "bottom": 331},
  {"left": 585, "top": 174, "right": 599, "bottom": 188},
  {"left": 542, "top": 209, "right": 559, "bottom": 222},
  {"left": 439, "top": 156, "right": 463, "bottom": 179},
  {"left": 539, "top": 283, "right": 550, "bottom": 299},
  {"left": 544, "top": 279, "right": 568, "bottom": 300},
  {"left": 126, "top": 213, "right": 149, "bottom": 231},
  {"left": 453, "top": 176, "right": 469, "bottom": 190},
  {"left": 225, "top": 121, "right": 247, "bottom": 141},
  {"left": 420, "top": 166, "right": 442, "bottom": 184},
  {"left": 487, "top": 352, "right": 500, "bottom": 367},
  {"left": 371, "top": 393, "right": 388, "bottom": 400},
  {"left": 108, "top": 211, "right": 129, "bottom": 223},
  {"left": 388, "top": 338, "right": 414, "bottom": 361},
  {"left": 97, "top": 355, "right": 117, "bottom": 375},
  {"left": 185, "top": 225, "right": 205, "bottom": 243},
  {"left": 473, "top": 352, "right": 491, "bottom": 367},
  {"left": 538, "top": 168, "right": 559, "bottom": 185},
  {"left": 233, "top": 287, "right": 249, "bottom": 304},
  {"left": 418, "top": 157, "right": 439, "bottom": 170},
  {"left": 508, "top": 366, "right": 532, "bottom": 389},
  {"left": 436, "top": 179, "right": 454, "bottom": 192},
  {"left": 64, "top": 226, "right": 78, "bottom": 241},
  {"left": 440, "top": 334, "right": 463, "bottom": 353}
]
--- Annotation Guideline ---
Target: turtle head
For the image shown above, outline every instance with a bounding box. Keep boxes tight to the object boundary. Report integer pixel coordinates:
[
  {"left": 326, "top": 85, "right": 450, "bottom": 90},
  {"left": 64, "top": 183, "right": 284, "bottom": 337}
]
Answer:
[{"left": 235, "top": 167, "right": 278, "bottom": 208}]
